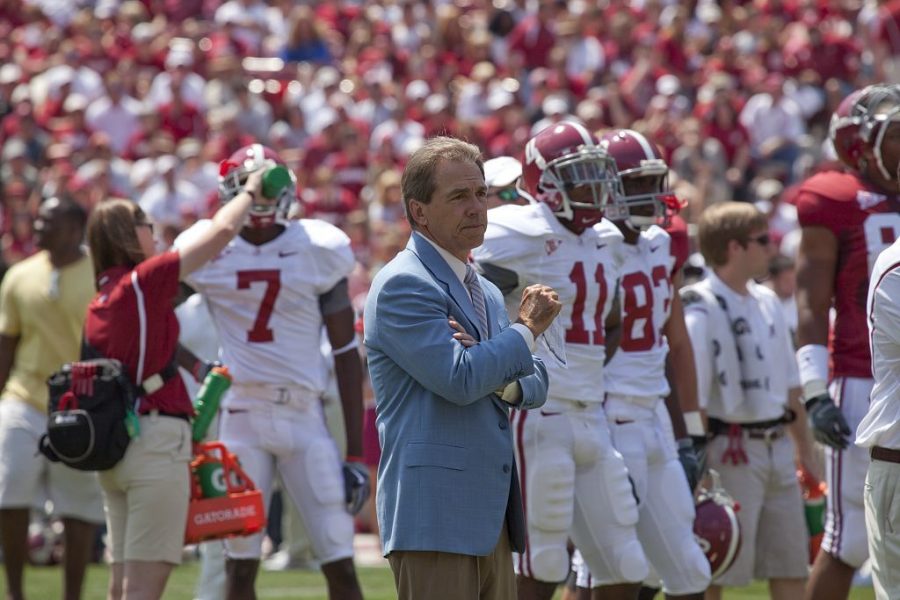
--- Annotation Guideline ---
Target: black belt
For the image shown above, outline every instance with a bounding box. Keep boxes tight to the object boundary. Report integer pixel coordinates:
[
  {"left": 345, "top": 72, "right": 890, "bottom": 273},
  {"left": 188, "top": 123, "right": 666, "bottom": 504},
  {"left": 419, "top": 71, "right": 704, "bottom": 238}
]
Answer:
[
  {"left": 871, "top": 446, "right": 900, "bottom": 464},
  {"left": 709, "top": 416, "right": 789, "bottom": 441}
]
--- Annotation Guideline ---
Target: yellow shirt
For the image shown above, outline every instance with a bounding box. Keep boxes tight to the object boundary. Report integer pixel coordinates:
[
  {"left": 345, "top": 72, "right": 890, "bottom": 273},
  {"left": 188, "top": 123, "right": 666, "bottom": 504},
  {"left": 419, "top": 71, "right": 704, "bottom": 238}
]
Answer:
[{"left": 0, "top": 252, "right": 95, "bottom": 412}]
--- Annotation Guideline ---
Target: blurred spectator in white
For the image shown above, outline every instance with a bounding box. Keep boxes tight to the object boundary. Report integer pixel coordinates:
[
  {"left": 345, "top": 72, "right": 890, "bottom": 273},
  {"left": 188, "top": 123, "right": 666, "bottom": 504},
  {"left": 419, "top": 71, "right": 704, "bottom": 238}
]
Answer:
[
  {"left": 484, "top": 156, "right": 526, "bottom": 210},
  {"left": 147, "top": 42, "right": 207, "bottom": 110},
  {"left": 367, "top": 169, "right": 404, "bottom": 228},
  {"left": 765, "top": 254, "right": 799, "bottom": 341},
  {"left": 561, "top": 15, "right": 605, "bottom": 84},
  {"left": 138, "top": 154, "right": 203, "bottom": 232},
  {"left": 1, "top": 139, "right": 38, "bottom": 191},
  {"left": 0, "top": 65, "right": 23, "bottom": 120},
  {"left": 671, "top": 116, "right": 731, "bottom": 208},
  {"left": 752, "top": 178, "right": 797, "bottom": 248},
  {"left": 232, "top": 84, "right": 273, "bottom": 142},
  {"left": 352, "top": 74, "right": 397, "bottom": 132},
  {"left": 739, "top": 74, "right": 806, "bottom": 181},
  {"left": 214, "top": 0, "right": 273, "bottom": 55},
  {"left": 85, "top": 72, "right": 141, "bottom": 154},
  {"left": 456, "top": 62, "right": 497, "bottom": 124},
  {"left": 176, "top": 138, "right": 218, "bottom": 198}
]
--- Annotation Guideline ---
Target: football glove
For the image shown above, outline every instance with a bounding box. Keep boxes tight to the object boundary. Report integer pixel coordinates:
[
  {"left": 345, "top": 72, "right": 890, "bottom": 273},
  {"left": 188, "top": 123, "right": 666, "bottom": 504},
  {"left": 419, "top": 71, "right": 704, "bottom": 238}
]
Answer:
[
  {"left": 342, "top": 461, "right": 371, "bottom": 515},
  {"left": 677, "top": 438, "right": 702, "bottom": 492},
  {"left": 805, "top": 394, "right": 851, "bottom": 450},
  {"left": 192, "top": 360, "right": 223, "bottom": 383}
]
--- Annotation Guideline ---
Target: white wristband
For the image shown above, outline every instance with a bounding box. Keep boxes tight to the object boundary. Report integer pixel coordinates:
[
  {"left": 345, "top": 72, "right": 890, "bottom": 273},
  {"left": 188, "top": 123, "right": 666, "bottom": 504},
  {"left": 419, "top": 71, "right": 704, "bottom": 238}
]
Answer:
[
  {"left": 683, "top": 411, "right": 705, "bottom": 437},
  {"left": 796, "top": 344, "right": 829, "bottom": 400},
  {"left": 332, "top": 337, "right": 359, "bottom": 356}
]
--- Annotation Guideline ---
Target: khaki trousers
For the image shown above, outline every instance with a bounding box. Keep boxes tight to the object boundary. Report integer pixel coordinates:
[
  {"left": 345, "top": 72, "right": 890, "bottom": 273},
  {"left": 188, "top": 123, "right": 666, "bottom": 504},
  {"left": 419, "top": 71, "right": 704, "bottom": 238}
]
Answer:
[
  {"left": 388, "top": 522, "right": 515, "bottom": 600},
  {"left": 864, "top": 457, "right": 900, "bottom": 600}
]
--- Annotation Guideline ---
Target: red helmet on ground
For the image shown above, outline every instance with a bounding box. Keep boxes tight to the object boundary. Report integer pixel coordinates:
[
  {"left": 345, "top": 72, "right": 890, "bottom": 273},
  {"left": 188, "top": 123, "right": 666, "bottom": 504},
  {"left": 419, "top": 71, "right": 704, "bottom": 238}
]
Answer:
[
  {"left": 693, "top": 470, "right": 742, "bottom": 580},
  {"left": 599, "top": 129, "right": 683, "bottom": 230},
  {"left": 829, "top": 84, "right": 900, "bottom": 181},
  {"left": 219, "top": 143, "right": 297, "bottom": 228},
  {"left": 520, "top": 120, "right": 621, "bottom": 231}
]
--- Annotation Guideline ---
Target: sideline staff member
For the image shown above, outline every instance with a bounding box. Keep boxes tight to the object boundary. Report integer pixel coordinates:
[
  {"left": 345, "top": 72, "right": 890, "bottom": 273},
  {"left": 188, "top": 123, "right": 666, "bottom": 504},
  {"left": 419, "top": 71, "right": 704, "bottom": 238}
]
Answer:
[
  {"left": 83, "top": 167, "right": 266, "bottom": 600},
  {"left": 364, "top": 136, "right": 560, "bottom": 600},
  {"left": 858, "top": 238, "right": 900, "bottom": 600}
]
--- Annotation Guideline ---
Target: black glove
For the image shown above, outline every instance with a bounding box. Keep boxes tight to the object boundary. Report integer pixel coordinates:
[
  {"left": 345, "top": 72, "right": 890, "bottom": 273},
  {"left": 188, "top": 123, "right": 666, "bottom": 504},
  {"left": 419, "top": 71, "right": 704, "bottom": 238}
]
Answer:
[
  {"left": 805, "top": 394, "right": 851, "bottom": 450},
  {"left": 677, "top": 438, "right": 701, "bottom": 492},
  {"left": 342, "top": 461, "right": 371, "bottom": 515},
  {"left": 192, "top": 360, "right": 222, "bottom": 383},
  {"left": 691, "top": 434, "right": 708, "bottom": 477}
]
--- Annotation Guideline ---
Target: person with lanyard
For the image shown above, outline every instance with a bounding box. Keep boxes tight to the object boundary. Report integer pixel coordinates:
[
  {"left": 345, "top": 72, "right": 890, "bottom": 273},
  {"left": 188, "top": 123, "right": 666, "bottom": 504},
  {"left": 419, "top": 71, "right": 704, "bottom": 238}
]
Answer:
[{"left": 680, "top": 201, "right": 814, "bottom": 600}]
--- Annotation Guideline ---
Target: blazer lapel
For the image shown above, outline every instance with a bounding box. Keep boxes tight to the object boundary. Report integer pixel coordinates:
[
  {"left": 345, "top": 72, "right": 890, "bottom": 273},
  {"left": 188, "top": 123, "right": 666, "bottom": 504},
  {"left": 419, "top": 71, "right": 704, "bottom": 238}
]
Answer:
[{"left": 407, "top": 233, "right": 485, "bottom": 340}]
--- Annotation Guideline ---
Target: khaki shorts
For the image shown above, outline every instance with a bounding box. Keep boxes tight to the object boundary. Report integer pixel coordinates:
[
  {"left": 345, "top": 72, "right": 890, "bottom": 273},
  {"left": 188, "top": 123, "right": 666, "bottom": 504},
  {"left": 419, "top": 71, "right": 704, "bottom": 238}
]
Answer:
[
  {"left": 864, "top": 457, "right": 900, "bottom": 600},
  {"left": 706, "top": 431, "right": 809, "bottom": 586},
  {"left": 0, "top": 399, "right": 104, "bottom": 523},
  {"left": 99, "top": 413, "right": 192, "bottom": 564}
]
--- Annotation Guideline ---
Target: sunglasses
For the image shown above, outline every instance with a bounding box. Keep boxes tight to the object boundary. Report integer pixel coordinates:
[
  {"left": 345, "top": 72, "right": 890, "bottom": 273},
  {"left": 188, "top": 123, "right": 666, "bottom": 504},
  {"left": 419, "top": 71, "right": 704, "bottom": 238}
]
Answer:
[
  {"left": 746, "top": 233, "right": 770, "bottom": 246},
  {"left": 495, "top": 188, "right": 520, "bottom": 202},
  {"left": 136, "top": 222, "right": 155, "bottom": 234}
]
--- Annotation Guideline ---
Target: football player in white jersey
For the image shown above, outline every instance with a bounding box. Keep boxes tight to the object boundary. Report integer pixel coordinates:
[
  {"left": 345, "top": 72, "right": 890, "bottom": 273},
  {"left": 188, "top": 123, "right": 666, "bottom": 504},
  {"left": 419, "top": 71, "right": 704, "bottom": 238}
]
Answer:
[
  {"left": 175, "top": 144, "right": 365, "bottom": 600},
  {"left": 473, "top": 121, "right": 649, "bottom": 600},
  {"left": 571, "top": 129, "right": 711, "bottom": 599}
]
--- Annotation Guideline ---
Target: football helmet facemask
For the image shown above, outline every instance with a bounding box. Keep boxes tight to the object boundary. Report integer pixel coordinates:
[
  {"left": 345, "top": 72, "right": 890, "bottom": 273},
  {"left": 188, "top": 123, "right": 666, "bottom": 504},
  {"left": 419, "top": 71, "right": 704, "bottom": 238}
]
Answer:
[
  {"left": 520, "top": 121, "right": 622, "bottom": 232},
  {"left": 829, "top": 84, "right": 900, "bottom": 181},
  {"left": 219, "top": 143, "right": 297, "bottom": 228},
  {"left": 600, "top": 129, "right": 683, "bottom": 230}
]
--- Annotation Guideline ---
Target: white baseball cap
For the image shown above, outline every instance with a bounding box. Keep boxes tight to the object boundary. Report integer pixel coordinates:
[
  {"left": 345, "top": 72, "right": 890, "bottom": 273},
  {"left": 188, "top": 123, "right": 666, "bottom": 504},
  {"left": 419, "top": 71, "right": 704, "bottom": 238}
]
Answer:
[{"left": 484, "top": 156, "right": 522, "bottom": 188}]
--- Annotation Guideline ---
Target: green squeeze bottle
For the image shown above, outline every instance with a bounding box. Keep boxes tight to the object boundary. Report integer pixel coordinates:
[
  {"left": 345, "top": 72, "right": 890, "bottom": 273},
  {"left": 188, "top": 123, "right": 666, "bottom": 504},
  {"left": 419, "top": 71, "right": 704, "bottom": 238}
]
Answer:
[
  {"left": 192, "top": 366, "right": 232, "bottom": 443},
  {"left": 261, "top": 164, "right": 293, "bottom": 200}
]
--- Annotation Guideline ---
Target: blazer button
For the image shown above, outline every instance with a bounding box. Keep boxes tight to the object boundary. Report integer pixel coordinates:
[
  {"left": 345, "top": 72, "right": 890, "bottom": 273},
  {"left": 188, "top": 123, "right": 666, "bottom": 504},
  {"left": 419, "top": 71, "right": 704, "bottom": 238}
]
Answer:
[
  {"left": 502, "top": 464, "right": 510, "bottom": 473},
  {"left": 499, "top": 420, "right": 508, "bottom": 430}
]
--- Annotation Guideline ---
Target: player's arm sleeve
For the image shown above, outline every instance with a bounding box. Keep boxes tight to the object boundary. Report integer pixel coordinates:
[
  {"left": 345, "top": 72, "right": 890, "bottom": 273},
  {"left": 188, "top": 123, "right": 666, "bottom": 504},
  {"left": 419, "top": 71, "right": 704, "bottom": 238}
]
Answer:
[
  {"left": 318, "top": 278, "right": 352, "bottom": 316},
  {"left": 681, "top": 294, "right": 713, "bottom": 410},
  {"left": 373, "top": 273, "right": 537, "bottom": 406},
  {"left": 312, "top": 225, "right": 356, "bottom": 295}
]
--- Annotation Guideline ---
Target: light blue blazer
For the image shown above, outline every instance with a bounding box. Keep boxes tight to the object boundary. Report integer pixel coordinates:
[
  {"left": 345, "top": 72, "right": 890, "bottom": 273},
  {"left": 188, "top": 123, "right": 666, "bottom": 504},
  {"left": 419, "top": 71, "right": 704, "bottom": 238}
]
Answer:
[{"left": 364, "top": 232, "right": 548, "bottom": 556}]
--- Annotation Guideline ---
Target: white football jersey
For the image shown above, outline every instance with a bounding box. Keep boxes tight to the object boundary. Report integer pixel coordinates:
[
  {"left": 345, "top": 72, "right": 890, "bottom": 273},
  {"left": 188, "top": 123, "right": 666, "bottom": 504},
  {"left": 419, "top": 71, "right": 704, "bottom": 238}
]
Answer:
[
  {"left": 473, "top": 203, "right": 624, "bottom": 403},
  {"left": 605, "top": 226, "right": 676, "bottom": 398},
  {"left": 175, "top": 219, "right": 355, "bottom": 392}
]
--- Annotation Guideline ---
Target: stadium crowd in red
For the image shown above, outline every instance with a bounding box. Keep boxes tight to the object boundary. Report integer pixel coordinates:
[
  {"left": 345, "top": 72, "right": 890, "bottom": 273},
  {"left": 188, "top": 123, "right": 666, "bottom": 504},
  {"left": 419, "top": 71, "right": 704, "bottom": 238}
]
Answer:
[{"left": 1, "top": 0, "right": 899, "bottom": 287}]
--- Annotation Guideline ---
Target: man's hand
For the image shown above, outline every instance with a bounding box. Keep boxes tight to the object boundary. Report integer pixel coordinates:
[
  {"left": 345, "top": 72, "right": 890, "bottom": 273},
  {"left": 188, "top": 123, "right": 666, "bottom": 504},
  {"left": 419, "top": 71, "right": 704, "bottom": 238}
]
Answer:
[
  {"left": 677, "top": 438, "right": 702, "bottom": 492},
  {"left": 342, "top": 461, "right": 371, "bottom": 515},
  {"left": 805, "top": 394, "right": 851, "bottom": 450},
  {"left": 191, "top": 360, "right": 223, "bottom": 384},
  {"left": 515, "top": 284, "right": 562, "bottom": 337}
]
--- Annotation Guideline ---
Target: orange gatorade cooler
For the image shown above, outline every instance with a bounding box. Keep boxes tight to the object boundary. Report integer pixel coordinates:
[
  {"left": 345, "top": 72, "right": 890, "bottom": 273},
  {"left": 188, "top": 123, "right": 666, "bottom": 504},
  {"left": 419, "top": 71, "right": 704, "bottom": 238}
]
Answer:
[{"left": 185, "top": 441, "right": 266, "bottom": 544}]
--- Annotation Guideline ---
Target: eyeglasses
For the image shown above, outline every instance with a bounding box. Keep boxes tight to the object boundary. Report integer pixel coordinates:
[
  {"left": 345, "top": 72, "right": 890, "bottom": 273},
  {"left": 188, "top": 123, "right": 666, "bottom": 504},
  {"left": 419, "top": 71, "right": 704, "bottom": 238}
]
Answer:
[
  {"left": 495, "top": 188, "right": 520, "bottom": 203},
  {"left": 746, "top": 233, "right": 770, "bottom": 246},
  {"left": 136, "top": 222, "right": 155, "bottom": 234}
]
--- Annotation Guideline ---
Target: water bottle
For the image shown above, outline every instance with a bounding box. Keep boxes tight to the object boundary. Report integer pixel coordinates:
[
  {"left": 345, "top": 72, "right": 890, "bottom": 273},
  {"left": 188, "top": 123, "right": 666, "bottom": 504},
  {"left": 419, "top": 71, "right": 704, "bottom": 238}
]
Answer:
[
  {"left": 261, "top": 164, "right": 293, "bottom": 200},
  {"left": 797, "top": 467, "right": 827, "bottom": 563},
  {"left": 191, "top": 366, "right": 232, "bottom": 443}
]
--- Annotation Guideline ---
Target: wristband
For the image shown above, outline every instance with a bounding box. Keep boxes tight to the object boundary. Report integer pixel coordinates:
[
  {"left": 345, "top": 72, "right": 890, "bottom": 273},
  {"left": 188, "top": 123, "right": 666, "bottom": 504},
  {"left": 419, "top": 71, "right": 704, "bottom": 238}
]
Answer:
[
  {"left": 683, "top": 410, "right": 705, "bottom": 437},
  {"left": 332, "top": 337, "right": 359, "bottom": 356},
  {"left": 243, "top": 188, "right": 257, "bottom": 202},
  {"left": 796, "top": 344, "right": 829, "bottom": 388}
]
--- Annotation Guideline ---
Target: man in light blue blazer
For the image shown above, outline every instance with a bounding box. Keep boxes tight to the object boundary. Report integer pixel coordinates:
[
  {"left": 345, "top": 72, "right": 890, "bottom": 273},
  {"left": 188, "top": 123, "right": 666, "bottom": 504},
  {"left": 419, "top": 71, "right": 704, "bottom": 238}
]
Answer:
[{"left": 364, "top": 137, "right": 560, "bottom": 600}]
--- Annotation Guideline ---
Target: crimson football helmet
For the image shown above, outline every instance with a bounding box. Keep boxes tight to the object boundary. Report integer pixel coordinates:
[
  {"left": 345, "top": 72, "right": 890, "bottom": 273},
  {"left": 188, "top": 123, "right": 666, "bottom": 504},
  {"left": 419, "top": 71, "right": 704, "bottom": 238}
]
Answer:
[
  {"left": 219, "top": 143, "right": 297, "bottom": 228},
  {"left": 520, "top": 121, "right": 621, "bottom": 231},
  {"left": 829, "top": 84, "right": 900, "bottom": 181},
  {"left": 599, "top": 129, "right": 683, "bottom": 230},
  {"left": 693, "top": 470, "right": 742, "bottom": 580}
]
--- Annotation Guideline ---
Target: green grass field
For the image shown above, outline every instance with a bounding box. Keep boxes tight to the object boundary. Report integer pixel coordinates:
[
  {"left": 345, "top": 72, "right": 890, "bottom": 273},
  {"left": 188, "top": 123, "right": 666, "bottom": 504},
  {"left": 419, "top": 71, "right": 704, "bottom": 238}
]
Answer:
[{"left": 4, "top": 562, "right": 877, "bottom": 599}]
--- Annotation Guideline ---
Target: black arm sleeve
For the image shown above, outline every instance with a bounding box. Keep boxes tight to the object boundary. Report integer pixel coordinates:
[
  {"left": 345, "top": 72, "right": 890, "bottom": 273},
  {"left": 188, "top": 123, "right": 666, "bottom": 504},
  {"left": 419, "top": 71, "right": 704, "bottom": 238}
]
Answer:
[
  {"left": 475, "top": 262, "right": 520, "bottom": 297},
  {"left": 318, "top": 278, "right": 352, "bottom": 316}
]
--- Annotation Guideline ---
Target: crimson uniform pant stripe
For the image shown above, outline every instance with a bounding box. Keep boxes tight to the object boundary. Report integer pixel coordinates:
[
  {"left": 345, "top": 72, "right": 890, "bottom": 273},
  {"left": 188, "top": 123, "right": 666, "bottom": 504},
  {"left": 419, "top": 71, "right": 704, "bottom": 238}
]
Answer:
[
  {"left": 514, "top": 409, "right": 533, "bottom": 578},
  {"left": 825, "top": 378, "right": 846, "bottom": 557}
]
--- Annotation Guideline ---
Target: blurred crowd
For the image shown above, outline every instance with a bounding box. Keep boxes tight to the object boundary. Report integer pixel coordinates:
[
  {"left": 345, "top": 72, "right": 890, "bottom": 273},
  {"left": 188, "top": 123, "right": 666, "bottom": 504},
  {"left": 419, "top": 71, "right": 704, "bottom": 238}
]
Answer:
[{"left": 2, "top": 0, "right": 900, "bottom": 290}]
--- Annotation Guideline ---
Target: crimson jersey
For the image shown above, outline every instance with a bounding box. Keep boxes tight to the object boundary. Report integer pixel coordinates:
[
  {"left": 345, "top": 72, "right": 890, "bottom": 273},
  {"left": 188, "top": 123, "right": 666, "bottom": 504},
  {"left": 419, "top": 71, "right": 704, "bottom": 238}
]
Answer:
[{"left": 795, "top": 170, "right": 900, "bottom": 378}]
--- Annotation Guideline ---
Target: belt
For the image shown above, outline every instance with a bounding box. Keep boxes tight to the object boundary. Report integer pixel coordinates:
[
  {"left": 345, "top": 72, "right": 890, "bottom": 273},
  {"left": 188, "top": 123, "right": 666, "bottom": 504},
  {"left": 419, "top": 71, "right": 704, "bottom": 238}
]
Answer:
[
  {"left": 871, "top": 446, "right": 900, "bottom": 464},
  {"left": 143, "top": 409, "right": 191, "bottom": 423},
  {"left": 709, "top": 417, "right": 786, "bottom": 442}
]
